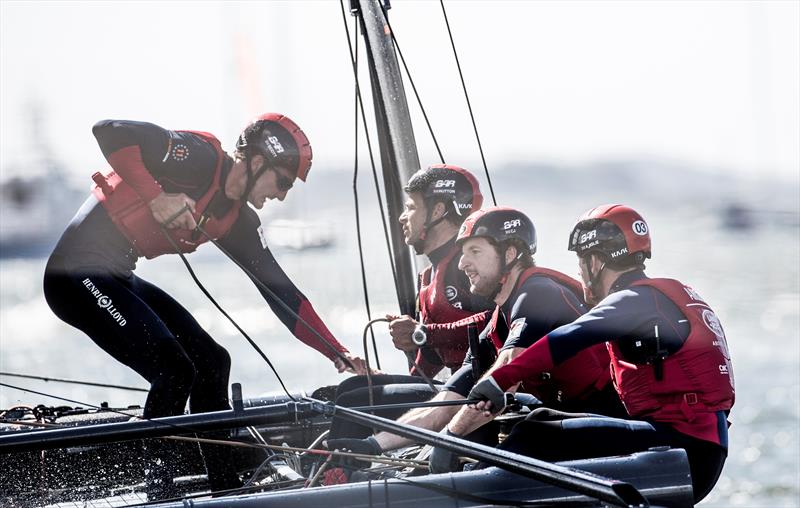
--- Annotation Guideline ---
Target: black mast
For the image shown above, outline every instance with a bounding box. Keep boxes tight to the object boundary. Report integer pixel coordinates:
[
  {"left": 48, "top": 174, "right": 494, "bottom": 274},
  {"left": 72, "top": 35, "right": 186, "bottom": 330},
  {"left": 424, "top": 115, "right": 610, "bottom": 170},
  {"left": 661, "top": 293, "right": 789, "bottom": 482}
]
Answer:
[{"left": 354, "top": 0, "right": 419, "bottom": 316}]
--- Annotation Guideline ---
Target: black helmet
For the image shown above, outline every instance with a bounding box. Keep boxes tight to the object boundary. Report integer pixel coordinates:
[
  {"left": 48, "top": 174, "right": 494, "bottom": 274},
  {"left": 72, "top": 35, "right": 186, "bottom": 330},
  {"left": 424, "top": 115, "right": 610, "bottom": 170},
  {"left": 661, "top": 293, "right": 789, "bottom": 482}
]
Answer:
[
  {"left": 405, "top": 164, "right": 483, "bottom": 223},
  {"left": 236, "top": 112, "right": 312, "bottom": 181},
  {"left": 457, "top": 206, "right": 537, "bottom": 255}
]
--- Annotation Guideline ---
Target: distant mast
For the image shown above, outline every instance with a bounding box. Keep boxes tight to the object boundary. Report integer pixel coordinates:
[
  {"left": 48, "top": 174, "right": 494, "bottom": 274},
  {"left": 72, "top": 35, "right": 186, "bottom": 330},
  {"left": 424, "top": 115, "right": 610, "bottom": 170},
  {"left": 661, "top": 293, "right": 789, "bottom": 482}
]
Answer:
[{"left": 355, "top": 0, "right": 420, "bottom": 316}]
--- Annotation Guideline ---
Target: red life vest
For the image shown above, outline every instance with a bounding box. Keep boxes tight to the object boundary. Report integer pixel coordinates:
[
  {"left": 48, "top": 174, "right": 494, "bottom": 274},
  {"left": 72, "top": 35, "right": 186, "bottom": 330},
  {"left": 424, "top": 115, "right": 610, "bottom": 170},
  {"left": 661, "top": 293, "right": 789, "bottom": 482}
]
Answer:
[
  {"left": 413, "top": 245, "right": 476, "bottom": 376},
  {"left": 91, "top": 131, "right": 241, "bottom": 259},
  {"left": 608, "top": 278, "right": 735, "bottom": 442},
  {"left": 487, "top": 267, "right": 611, "bottom": 403}
]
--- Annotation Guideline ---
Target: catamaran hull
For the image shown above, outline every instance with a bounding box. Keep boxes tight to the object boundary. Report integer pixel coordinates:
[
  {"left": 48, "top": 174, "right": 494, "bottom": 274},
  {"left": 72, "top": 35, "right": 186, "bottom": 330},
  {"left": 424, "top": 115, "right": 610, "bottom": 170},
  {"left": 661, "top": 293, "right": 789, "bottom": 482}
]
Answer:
[{"left": 156, "top": 449, "right": 693, "bottom": 508}]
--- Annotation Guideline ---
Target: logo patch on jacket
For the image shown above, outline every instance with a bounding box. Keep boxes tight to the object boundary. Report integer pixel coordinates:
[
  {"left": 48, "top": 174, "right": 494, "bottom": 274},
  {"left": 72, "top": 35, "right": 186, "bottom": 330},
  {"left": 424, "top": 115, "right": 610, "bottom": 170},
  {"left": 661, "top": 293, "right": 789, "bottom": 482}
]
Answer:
[
  {"left": 171, "top": 143, "right": 190, "bottom": 161},
  {"left": 445, "top": 285, "right": 458, "bottom": 301}
]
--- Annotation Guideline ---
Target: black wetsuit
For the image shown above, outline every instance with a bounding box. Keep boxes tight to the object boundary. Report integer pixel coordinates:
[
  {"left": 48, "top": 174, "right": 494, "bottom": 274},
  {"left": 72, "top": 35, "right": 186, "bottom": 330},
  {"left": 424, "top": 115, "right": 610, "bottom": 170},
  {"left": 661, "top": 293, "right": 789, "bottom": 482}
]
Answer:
[
  {"left": 43, "top": 121, "right": 349, "bottom": 492},
  {"left": 45, "top": 120, "right": 348, "bottom": 418}
]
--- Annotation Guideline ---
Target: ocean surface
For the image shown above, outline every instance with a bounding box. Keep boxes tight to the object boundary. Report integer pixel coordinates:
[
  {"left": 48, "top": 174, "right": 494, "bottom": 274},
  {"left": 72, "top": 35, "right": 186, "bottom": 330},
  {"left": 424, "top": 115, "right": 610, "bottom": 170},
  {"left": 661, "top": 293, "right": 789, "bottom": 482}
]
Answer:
[{"left": 1, "top": 166, "right": 798, "bottom": 506}]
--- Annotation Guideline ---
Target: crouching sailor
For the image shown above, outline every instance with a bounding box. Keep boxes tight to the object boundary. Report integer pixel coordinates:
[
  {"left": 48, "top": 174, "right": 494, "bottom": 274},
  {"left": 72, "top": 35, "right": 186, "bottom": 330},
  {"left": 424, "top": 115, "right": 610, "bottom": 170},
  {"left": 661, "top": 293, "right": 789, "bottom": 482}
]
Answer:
[
  {"left": 43, "top": 114, "right": 370, "bottom": 499},
  {"left": 457, "top": 204, "right": 735, "bottom": 502}
]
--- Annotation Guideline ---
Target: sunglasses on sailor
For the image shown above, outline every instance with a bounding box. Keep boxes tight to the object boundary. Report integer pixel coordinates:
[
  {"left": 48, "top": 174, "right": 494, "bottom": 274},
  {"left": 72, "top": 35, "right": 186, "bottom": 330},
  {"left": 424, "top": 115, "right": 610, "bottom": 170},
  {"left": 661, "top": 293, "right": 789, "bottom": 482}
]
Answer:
[{"left": 269, "top": 167, "right": 294, "bottom": 192}]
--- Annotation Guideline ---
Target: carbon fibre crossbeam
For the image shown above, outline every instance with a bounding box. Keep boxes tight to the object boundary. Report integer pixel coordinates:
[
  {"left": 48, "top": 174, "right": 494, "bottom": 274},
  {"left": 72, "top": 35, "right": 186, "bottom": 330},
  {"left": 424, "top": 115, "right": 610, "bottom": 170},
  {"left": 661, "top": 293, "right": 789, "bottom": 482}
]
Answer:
[{"left": 307, "top": 397, "right": 649, "bottom": 508}]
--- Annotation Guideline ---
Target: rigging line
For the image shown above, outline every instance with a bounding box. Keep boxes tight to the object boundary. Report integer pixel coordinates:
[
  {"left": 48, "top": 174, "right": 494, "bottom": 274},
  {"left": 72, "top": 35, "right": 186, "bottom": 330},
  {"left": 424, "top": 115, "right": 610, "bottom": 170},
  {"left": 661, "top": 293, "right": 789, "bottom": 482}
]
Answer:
[
  {"left": 360, "top": 318, "right": 439, "bottom": 409},
  {"left": 0, "top": 381, "right": 235, "bottom": 441},
  {"left": 349, "top": 12, "right": 382, "bottom": 370},
  {"left": 0, "top": 372, "right": 148, "bottom": 393},
  {"left": 361, "top": 318, "right": 390, "bottom": 407},
  {"left": 338, "top": 0, "right": 404, "bottom": 310},
  {"left": 160, "top": 226, "right": 295, "bottom": 401},
  {"left": 168, "top": 435, "right": 429, "bottom": 467},
  {"left": 439, "top": 0, "right": 497, "bottom": 206},
  {"left": 191, "top": 223, "right": 356, "bottom": 373},
  {"left": 379, "top": 3, "right": 445, "bottom": 163}
]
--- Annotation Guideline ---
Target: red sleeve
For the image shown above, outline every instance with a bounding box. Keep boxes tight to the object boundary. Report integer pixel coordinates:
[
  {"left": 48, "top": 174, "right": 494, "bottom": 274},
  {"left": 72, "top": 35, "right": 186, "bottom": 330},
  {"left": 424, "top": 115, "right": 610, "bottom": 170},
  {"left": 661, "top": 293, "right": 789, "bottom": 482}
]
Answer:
[
  {"left": 425, "top": 310, "right": 491, "bottom": 348},
  {"left": 107, "top": 145, "right": 163, "bottom": 202},
  {"left": 293, "top": 300, "right": 348, "bottom": 361},
  {"left": 492, "top": 335, "right": 555, "bottom": 390}
]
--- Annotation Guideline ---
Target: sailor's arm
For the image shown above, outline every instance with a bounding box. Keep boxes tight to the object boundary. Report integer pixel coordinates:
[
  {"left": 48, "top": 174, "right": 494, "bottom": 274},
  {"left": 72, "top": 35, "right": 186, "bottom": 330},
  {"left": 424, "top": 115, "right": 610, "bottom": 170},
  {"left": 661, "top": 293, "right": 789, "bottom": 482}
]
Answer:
[
  {"left": 423, "top": 310, "right": 492, "bottom": 348},
  {"left": 92, "top": 119, "right": 196, "bottom": 228},
  {"left": 92, "top": 120, "right": 169, "bottom": 202},
  {"left": 219, "top": 209, "right": 364, "bottom": 373}
]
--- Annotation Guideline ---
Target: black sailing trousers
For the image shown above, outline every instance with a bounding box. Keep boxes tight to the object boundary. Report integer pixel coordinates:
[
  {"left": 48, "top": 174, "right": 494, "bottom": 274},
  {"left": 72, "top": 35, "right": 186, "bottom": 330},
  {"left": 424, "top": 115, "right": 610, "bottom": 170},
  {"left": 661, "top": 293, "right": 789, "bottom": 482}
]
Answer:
[
  {"left": 43, "top": 256, "right": 243, "bottom": 492},
  {"left": 43, "top": 255, "right": 231, "bottom": 418}
]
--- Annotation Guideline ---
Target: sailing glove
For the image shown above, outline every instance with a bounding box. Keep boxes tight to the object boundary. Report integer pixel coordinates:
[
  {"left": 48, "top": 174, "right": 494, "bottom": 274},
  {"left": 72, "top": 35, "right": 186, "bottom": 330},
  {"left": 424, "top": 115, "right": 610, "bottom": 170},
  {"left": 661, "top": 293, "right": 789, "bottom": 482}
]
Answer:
[
  {"left": 325, "top": 436, "right": 382, "bottom": 469},
  {"left": 467, "top": 376, "right": 506, "bottom": 412}
]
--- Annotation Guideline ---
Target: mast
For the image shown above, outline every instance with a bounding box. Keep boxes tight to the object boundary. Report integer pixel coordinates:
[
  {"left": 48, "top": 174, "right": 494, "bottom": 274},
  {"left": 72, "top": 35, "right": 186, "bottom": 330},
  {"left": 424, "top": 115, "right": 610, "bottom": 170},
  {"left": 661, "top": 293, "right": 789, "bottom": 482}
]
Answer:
[{"left": 354, "top": 0, "right": 419, "bottom": 316}]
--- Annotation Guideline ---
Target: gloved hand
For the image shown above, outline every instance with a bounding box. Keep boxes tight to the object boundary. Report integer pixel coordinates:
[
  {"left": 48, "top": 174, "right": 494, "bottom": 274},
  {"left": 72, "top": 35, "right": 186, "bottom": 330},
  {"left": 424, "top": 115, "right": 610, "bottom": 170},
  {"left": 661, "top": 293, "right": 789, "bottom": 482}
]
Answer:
[
  {"left": 429, "top": 428, "right": 461, "bottom": 474},
  {"left": 467, "top": 376, "right": 506, "bottom": 413},
  {"left": 324, "top": 436, "right": 382, "bottom": 469}
]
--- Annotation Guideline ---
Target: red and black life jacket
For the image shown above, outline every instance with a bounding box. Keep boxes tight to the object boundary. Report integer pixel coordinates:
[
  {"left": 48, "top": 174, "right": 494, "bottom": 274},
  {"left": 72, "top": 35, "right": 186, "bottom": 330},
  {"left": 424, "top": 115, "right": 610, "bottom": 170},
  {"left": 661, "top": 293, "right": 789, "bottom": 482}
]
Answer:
[
  {"left": 486, "top": 267, "right": 611, "bottom": 404},
  {"left": 412, "top": 246, "right": 476, "bottom": 376},
  {"left": 92, "top": 131, "right": 241, "bottom": 259},
  {"left": 608, "top": 278, "right": 735, "bottom": 441}
]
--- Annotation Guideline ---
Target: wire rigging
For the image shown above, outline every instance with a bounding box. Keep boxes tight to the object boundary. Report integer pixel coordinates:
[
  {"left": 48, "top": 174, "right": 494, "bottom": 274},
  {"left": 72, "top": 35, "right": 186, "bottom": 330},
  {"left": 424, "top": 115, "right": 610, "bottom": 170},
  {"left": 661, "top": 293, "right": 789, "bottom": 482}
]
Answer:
[
  {"left": 161, "top": 226, "right": 296, "bottom": 401},
  {"left": 0, "top": 381, "right": 222, "bottom": 440},
  {"left": 439, "top": 0, "right": 497, "bottom": 206},
  {"left": 0, "top": 371, "right": 148, "bottom": 393},
  {"left": 378, "top": 3, "right": 445, "bottom": 164},
  {"left": 338, "top": 0, "right": 404, "bottom": 317},
  {"left": 344, "top": 7, "right": 382, "bottom": 370}
]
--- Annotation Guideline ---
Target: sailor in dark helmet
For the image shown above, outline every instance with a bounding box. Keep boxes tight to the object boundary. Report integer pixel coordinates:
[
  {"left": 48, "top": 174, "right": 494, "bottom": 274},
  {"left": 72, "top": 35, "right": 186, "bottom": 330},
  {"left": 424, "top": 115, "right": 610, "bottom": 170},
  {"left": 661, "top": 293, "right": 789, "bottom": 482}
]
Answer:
[
  {"left": 389, "top": 164, "right": 493, "bottom": 377},
  {"left": 43, "top": 113, "right": 369, "bottom": 499},
  {"left": 323, "top": 165, "right": 493, "bottom": 476},
  {"left": 464, "top": 204, "right": 735, "bottom": 502},
  {"left": 326, "top": 206, "right": 623, "bottom": 476}
]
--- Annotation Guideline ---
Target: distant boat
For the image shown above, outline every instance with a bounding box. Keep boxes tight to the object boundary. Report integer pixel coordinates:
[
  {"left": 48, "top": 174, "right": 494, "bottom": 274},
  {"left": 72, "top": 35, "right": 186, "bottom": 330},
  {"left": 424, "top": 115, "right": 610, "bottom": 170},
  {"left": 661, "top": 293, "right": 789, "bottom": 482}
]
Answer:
[
  {"left": 264, "top": 219, "right": 335, "bottom": 251},
  {"left": 0, "top": 162, "right": 84, "bottom": 258},
  {"left": 0, "top": 101, "right": 85, "bottom": 258},
  {"left": 720, "top": 202, "right": 800, "bottom": 231}
]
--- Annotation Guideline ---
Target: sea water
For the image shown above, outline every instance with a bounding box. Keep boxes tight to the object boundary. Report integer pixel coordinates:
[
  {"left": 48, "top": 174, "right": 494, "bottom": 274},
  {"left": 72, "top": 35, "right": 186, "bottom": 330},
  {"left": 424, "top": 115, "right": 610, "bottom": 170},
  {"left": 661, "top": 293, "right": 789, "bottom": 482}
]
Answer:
[{"left": 1, "top": 170, "right": 798, "bottom": 507}]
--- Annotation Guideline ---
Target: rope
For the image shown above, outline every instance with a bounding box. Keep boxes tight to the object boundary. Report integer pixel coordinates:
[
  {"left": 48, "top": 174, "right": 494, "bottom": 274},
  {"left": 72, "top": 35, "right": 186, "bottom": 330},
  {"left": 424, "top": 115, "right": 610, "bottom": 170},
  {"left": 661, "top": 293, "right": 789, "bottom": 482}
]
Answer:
[
  {"left": 348, "top": 14, "right": 382, "bottom": 370},
  {"left": 338, "top": 0, "right": 403, "bottom": 315},
  {"left": 0, "top": 371, "right": 148, "bottom": 393},
  {"left": 160, "top": 224, "right": 296, "bottom": 400},
  {"left": 439, "top": 0, "right": 497, "bottom": 205},
  {"left": 361, "top": 318, "right": 390, "bottom": 407},
  {"left": 378, "top": 3, "right": 445, "bottom": 163},
  {"left": 360, "top": 319, "right": 439, "bottom": 409}
]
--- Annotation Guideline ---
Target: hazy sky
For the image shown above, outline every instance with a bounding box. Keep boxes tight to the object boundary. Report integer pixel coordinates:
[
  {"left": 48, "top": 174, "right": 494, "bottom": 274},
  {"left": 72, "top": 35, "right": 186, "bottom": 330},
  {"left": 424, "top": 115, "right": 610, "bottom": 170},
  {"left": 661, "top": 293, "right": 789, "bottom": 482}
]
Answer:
[{"left": 1, "top": 0, "right": 798, "bottom": 181}]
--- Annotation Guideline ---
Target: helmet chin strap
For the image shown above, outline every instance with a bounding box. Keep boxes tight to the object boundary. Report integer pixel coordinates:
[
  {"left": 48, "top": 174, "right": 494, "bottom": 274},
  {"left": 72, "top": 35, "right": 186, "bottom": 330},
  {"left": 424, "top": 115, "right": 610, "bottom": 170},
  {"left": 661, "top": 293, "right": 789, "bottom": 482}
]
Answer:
[
  {"left": 487, "top": 247, "right": 524, "bottom": 300},
  {"left": 242, "top": 157, "right": 269, "bottom": 202},
  {"left": 583, "top": 256, "right": 606, "bottom": 304},
  {"left": 414, "top": 206, "right": 451, "bottom": 253}
]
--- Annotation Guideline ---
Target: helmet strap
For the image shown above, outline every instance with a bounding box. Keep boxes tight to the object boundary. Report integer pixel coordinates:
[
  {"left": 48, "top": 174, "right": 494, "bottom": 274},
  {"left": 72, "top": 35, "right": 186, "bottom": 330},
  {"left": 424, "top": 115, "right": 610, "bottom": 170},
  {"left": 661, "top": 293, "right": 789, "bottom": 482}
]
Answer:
[
  {"left": 241, "top": 156, "right": 269, "bottom": 202},
  {"left": 488, "top": 243, "right": 521, "bottom": 300},
  {"left": 583, "top": 255, "right": 606, "bottom": 304},
  {"left": 416, "top": 203, "right": 450, "bottom": 251}
]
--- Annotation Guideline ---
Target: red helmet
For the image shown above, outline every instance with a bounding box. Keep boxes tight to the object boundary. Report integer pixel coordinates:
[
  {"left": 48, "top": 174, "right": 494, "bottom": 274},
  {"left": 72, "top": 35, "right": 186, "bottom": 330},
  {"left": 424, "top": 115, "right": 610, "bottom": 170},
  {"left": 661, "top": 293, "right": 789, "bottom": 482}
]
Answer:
[
  {"left": 236, "top": 113, "right": 312, "bottom": 181},
  {"left": 405, "top": 164, "right": 483, "bottom": 221},
  {"left": 457, "top": 206, "right": 537, "bottom": 255},
  {"left": 568, "top": 204, "right": 651, "bottom": 264}
]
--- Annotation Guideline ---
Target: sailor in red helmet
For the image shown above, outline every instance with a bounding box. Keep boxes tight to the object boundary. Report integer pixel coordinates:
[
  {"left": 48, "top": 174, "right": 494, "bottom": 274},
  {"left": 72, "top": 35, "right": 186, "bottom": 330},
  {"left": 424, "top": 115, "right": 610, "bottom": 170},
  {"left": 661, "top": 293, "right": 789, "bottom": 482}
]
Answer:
[
  {"left": 43, "top": 114, "right": 369, "bottom": 499},
  {"left": 390, "top": 164, "right": 493, "bottom": 376},
  {"left": 326, "top": 207, "right": 621, "bottom": 474},
  {"left": 462, "top": 204, "right": 735, "bottom": 502}
]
